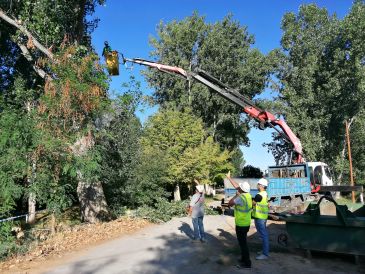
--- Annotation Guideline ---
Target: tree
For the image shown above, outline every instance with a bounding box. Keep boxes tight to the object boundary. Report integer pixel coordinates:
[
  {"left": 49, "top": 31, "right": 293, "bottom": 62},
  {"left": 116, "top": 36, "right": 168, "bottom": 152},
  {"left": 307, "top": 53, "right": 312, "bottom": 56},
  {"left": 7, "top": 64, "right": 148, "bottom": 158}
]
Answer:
[
  {"left": 140, "top": 108, "right": 233, "bottom": 200},
  {"left": 39, "top": 45, "right": 110, "bottom": 222},
  {"left": 231, "top": 148, "right": 245, "bottom": 176},
  {"left": 0, "top": 1, "right": 108, "bottom": 223},
  {"left": 145, "top": 13, "right": 272, "bottom": 150},
  {"left": 272, "top": 2, "right": 365, "bottom": 185},
  {"left": 97, "top": 78, "right": 144, "bottom": 209},
  {"left": 141, "top": 108, "right": 204, "bottom": 200},
  {"left": 178, "top": 136, "right": 234, "bottom": 191},
  {"left": 241, "top": 165, "right": 263, "bottom": 178}
]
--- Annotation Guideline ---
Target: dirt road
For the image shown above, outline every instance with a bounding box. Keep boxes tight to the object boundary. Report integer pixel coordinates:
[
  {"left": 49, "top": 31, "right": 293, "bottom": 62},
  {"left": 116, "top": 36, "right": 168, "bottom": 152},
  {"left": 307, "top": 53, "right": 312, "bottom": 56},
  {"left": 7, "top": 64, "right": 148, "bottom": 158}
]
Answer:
[{"left": 18, "top": 214, "right": 362, "bottom": 274}]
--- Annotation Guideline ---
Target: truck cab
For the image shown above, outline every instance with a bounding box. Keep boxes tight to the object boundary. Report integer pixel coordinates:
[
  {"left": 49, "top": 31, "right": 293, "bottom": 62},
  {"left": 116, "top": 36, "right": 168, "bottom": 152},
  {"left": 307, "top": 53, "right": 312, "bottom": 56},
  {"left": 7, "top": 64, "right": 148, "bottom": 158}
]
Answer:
[{"left": 307, "top": 161, "right": 334, "bottom": 188}]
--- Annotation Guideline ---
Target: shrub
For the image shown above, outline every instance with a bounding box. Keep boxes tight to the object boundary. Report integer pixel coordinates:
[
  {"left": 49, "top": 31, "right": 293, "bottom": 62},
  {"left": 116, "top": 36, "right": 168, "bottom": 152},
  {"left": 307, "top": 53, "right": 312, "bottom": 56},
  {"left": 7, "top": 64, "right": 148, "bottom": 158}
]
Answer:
[
  {"left": 0, "top": 221, "right": 28, "bottom": 260},
  {"left": 134, "top": 197, "right": 219, "bottom": 223},
  {"left": 134, "top": 198, "right": 189, "bottom": 223}
]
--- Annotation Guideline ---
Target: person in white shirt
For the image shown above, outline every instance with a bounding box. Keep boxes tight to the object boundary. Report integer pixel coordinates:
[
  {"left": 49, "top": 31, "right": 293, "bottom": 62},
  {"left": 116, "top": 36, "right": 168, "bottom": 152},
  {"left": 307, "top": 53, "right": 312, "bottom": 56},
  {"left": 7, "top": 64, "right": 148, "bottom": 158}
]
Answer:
[{"left": 188, "top": 183, "right": 206, "bottom": 243}]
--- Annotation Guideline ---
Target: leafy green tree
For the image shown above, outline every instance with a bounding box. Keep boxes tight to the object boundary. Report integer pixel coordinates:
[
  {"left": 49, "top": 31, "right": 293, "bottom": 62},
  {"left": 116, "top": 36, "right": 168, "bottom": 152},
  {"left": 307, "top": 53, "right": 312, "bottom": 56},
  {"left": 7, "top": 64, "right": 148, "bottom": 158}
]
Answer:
[
  {"left": 140, "top": 108, "right": 233, "bottom": 200},
  {"left": 97, "top": 79, "right": 144, "bottom": 209},
  {"left": 348, "top": 112, "right": 365, "bottom": 185},
  {"left": 141, "top": 108, "right": 204, "bottom": 199},
  {"left": 272, "top": 1, "right": 365, "bottom": 185},
  {"left": 177, "top": 136, "right": 234, "bottom": 187},
  {"left": 38, "top": 46, "right": 110, "bottom": 222},
  {"left": 230, "top": 148, "right": 245, "bottom": 177},
  {"left": 0, "top": 1, "right": 108, "bottom": 223},
  {"left": 0, "top": 109, "right": 30, "bottom": 217},
  {"left": 145, "top": 13, "right": 272, "bottom": 150},
  {"left": 241, "top": 165, "right": 263, "bottom": 178},
  {"left": 128, "top": 146, "right": 171, "bottom": 207},
  {"left": 270, "top": 4, "right": 339, "bottom": 163}
]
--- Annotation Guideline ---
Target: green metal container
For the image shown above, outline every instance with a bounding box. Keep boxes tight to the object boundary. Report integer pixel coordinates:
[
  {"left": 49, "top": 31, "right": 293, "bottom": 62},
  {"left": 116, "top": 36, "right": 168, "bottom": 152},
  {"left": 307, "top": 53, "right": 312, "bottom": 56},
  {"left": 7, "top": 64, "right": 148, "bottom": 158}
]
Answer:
[{"left": 283, "top": 196, "right": 365, "bottom": 255}]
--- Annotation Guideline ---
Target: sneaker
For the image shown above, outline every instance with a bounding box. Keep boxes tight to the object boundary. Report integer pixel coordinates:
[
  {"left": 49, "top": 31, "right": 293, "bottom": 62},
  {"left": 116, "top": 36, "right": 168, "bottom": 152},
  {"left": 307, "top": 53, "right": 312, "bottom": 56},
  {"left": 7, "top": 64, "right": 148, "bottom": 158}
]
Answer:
[
  {"left": 256, "top": 254, "right": 269, "bottom": 260},
  {"left": 191, "top": 238, "right": 200, "bottom": 243},
  {"left": 200, "top": 238, "right": 207, "bottom": 243},
  {"left": 256, "top": 251, "right": 263, "bottom": 255}
]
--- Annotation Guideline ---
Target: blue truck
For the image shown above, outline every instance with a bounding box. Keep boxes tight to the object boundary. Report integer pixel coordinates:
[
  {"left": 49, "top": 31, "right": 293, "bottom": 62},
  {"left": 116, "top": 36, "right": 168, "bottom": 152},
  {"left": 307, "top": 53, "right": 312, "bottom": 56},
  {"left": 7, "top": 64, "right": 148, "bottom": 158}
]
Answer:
[{"left": 223, "top": 162, "right": 334, "bottom": 213}]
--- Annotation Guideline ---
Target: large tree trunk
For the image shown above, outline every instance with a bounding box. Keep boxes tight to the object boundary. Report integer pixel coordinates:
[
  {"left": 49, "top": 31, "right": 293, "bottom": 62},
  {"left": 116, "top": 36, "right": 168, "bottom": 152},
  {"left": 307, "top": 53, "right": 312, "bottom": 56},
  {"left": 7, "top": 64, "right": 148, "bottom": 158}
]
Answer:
[
  {"left": 75, "top": 0, "right": 86, "bottom": 43},
  {"left": 27, "top": 192, "right": 36, "bottom": 224},
  {"left": 27, "top": 102, "right": 37, "bottom": 224},
  {"left": 77, "top": 179, "right": 109, "bottom": 223},
  {"left": 173, "top": 184, "right": 181, "bottom": 201},
  {"left": 71, "top": 134, "right": 110, "bottom": 223}
]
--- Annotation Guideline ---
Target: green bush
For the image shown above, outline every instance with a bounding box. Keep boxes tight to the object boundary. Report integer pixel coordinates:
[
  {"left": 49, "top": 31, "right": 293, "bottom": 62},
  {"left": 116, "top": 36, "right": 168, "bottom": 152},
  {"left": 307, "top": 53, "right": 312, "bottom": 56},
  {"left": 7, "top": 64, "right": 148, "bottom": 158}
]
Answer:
[
  {"left": 0, "top": 221, "right": 28, "bottom": 260},
  {"left": 109, "top": 205, "right": 128, "bottom": 218},
  {"left": 134, "top": 198, "right": 189, "bottom": 223},
  {"left": 134, "top": 197, "right": 219, "bottom": 223},
  {"left": 205, "top": 206, "right": 219, "bottom": 216}
]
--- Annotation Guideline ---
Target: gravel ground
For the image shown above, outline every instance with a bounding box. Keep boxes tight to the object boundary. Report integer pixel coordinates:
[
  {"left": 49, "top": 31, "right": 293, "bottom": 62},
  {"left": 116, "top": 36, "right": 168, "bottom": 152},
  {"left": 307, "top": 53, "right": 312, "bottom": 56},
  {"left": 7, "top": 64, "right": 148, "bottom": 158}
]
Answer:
[
  {"left": 11, "top": 214, "right": 364, "bottom": 274},
  {"left": 2, "top": 200, "right": 364, "bottom": 274}
]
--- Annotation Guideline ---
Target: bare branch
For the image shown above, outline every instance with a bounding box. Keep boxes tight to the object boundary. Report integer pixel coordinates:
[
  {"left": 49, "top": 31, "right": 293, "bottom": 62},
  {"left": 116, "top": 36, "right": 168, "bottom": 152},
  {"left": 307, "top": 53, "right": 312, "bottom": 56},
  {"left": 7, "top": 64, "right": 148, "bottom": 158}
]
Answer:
[
  {"left": 0, "top": 8, "right": 54, "bottom": 60},
  {"left": 18, "top": 44, "right": 48, "bottom": 79},
  {"left": 0, "top": 8, "right": 53, "bottom": 79}
]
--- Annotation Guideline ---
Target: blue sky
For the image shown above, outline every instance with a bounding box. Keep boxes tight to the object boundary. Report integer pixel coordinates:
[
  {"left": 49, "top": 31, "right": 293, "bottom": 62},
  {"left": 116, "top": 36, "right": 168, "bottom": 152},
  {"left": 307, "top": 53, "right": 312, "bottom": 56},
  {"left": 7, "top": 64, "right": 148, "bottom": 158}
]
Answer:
[{"left": 91, "top": 0, "right": 353, "bottom": 171}]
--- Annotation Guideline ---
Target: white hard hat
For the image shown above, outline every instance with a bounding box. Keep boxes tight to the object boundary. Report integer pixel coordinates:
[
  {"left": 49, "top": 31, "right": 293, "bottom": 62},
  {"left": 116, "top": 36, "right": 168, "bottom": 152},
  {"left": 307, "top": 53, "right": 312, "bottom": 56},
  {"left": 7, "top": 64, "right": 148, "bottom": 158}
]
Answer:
[
  {"left": 196, "top": 185, "right": 204, "bottom": 193},
  {"left": 257, "top": 178, "right": 268, "bottom": 187},
  {"left": 238, "top": 182, "right": 250, "bottom": 193}
]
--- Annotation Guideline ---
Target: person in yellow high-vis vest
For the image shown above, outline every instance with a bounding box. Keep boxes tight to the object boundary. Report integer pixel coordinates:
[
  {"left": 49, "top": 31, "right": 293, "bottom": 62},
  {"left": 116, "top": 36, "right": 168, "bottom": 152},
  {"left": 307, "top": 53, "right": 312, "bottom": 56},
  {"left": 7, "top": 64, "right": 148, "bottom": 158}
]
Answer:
[
  {"left": 252, "top": 178, "right": 269, "bottom": 260},
  {"left": 227, "top": 173, "right": 252, "bottom": 269}
]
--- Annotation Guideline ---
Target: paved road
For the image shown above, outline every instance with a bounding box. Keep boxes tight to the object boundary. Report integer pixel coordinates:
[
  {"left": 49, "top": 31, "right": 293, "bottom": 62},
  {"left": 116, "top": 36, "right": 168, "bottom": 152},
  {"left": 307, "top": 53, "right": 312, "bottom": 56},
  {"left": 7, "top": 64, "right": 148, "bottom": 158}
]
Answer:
[
  {"left": 41, "top": 215, "right": 363, "bottom": 274},
  {"left": 42, "top": 215, "right": 242, "bottom": 274}
]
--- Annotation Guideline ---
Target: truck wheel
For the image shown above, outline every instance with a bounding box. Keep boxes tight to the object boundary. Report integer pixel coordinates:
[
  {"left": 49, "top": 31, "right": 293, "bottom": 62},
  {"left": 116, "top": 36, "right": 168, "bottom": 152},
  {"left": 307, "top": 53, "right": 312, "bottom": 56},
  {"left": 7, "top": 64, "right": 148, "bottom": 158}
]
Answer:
[{"left": 278, "top": 233, "right": 288, "bottom": 247}]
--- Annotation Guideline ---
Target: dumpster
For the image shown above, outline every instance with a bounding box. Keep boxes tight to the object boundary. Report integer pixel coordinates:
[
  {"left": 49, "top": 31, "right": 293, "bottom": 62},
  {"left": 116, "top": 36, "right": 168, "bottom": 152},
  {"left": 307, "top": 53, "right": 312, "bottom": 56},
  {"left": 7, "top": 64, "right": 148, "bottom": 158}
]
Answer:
[{"left": 282, "top": 195, "right": 365, "bottom": 256}]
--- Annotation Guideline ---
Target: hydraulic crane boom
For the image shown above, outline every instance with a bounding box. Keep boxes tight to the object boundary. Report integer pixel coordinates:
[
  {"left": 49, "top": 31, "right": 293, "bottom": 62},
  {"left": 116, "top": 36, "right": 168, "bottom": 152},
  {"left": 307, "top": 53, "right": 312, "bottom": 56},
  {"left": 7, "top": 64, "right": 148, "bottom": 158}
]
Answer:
[{"left": 122, "top": 56, "right": 304, "bottom": 163}]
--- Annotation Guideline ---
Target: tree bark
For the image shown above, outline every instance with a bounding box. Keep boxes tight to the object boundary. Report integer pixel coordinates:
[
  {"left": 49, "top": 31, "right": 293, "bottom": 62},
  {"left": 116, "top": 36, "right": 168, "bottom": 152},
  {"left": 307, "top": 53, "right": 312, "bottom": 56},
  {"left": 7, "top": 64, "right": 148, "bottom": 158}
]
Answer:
[
  {"left": 27, "top": 103, "right": 37, "bottom": 224},
  {"left": 75, "top": 0, "right": 86, "bottom": 43},
  {"left": 27, "top": 192, "right": 36, "bottom": 224},
  {"left": 173, "top": 184, "right": 181, "bottom": 201},
  {"left": 71, "top": 134, "right": 110, "bottom": 223},
  {"left": 50, "top": 213, "right": 56, "bottom": 234},
  {"left": 77, "top": 179, "right": 109, "bottom": 223}
]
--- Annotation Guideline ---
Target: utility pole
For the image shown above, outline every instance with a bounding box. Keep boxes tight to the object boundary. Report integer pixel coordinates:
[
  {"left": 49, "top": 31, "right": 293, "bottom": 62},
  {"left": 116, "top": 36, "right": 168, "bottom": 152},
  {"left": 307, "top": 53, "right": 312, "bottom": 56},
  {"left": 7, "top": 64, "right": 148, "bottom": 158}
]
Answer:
[{"left": 345, "top": 120, "right": 355, "bottom": 203}]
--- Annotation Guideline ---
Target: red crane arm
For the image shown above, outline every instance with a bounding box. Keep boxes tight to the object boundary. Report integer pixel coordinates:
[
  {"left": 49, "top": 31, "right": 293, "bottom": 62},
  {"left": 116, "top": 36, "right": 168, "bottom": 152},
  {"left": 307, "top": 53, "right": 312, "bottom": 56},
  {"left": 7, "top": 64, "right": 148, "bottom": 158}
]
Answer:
[{"left": 122, "top": 56, "right": 304, "bottom": 163}]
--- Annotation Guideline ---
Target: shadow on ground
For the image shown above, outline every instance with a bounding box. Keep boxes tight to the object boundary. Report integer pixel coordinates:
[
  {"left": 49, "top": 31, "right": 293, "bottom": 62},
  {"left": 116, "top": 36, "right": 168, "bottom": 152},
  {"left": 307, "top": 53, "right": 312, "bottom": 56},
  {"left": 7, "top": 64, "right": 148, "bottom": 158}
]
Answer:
[{"left": 44, "top": 216, "right": 365, "bottom": 274}]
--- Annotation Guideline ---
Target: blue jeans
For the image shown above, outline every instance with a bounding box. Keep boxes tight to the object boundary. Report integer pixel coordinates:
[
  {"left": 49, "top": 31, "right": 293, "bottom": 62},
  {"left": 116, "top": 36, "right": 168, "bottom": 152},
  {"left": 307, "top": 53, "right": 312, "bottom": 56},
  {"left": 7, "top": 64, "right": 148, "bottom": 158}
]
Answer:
[
  {"left": 254, "top": 218, "right": 269, "bottom": 256},
  {"left": 192, "top": 216, "right": 205, "bottom": 240}
]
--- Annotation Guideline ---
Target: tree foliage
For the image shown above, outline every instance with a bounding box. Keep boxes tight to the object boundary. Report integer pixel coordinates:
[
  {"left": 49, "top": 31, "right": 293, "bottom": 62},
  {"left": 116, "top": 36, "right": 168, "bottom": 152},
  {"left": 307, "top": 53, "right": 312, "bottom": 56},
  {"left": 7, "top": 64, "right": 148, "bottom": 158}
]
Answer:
[
  {"left": 0, "top": 0, "right": 107, "bottom": 219},
  {"left": 97, "top": 79, "right": 144, "bottom": 208},
  {"left": 241, "top": 165, "right": 263, "bottom": 178},
  {"left": 270, "top": 1, "right": 365, "bottom": 184},
  {"left": 145, "top": 13, "right": 272, "bottom": 150},
  {"left": 140, "top": 108, "right": 234, "bottom": 199}
]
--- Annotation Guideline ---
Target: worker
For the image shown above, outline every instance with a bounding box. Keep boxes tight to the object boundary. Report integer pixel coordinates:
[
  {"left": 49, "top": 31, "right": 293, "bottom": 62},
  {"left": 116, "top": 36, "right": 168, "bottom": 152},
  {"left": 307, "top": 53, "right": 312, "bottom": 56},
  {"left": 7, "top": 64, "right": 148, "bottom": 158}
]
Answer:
[
  {"left": 102, "top": 41, "right": 112, "bottom": 58},
  {"left": 252, "top": 178, "right": 269, "bottom": 260},
  {"left": 188, "top": 181, "right": 206, "bottom": 243},
  {"left": 227, "top": 173, "right": 252, "bottom": 269}
]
